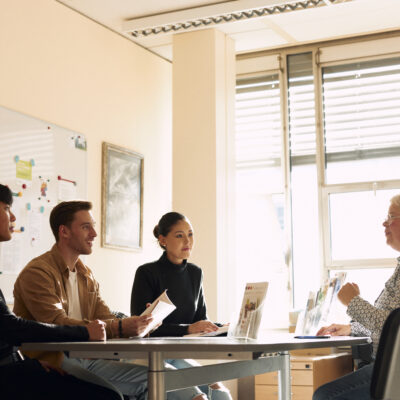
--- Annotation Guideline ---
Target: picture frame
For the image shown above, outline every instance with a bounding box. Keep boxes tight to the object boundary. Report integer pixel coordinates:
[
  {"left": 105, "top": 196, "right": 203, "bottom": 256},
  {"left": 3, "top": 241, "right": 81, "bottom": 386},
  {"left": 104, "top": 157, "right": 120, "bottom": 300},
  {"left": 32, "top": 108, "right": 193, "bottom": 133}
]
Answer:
[{"left": 101, "top": 142, "right": 143, "bottom": 251}]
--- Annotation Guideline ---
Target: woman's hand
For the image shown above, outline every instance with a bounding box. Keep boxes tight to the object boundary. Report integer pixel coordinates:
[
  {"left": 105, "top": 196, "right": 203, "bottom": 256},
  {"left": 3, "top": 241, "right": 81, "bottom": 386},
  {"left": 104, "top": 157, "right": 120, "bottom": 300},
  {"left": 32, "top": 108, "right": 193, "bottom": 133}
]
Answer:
[
  {"left": 123, "top": 315, "right": 154, "bottom": 337},
  {"left": 187, "top": 320, "right": 219, "bottom": 334},
  {"left": 338, "top": 283, "right": 360, "bottom": 306},
  {"left": 316, "top": 324, "right": 351, "bottom": 336}
]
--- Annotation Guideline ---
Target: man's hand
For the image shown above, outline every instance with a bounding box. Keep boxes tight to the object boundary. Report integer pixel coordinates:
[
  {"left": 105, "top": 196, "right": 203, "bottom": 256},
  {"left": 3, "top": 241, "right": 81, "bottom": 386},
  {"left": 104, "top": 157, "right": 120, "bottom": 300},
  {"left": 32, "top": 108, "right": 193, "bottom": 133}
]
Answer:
[
  {"left": 188, "top": 320, "right": 219, "bottom": 334},
  {"left": 316, "top": 324, "right": 351, "bottom": 336},
  {"left": 86, "top": 319, "right": 106, "bottom": 341},
  {"left": 122, "top": 315, "right": 154, "bottom": 337},
  {"left": 39, "top": 360, "right": 67, "bottom": 375},
  {"left": 338, "top": 283, "right": 360, "bottom": 306}
]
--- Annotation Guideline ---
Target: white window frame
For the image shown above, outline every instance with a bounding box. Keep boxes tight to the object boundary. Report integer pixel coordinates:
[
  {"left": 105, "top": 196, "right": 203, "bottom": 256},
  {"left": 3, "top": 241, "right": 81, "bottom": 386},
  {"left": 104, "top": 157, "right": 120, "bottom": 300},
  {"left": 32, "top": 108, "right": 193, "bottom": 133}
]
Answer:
[{"left": 320, "top": 180, "right": 400, "bottom": 271}]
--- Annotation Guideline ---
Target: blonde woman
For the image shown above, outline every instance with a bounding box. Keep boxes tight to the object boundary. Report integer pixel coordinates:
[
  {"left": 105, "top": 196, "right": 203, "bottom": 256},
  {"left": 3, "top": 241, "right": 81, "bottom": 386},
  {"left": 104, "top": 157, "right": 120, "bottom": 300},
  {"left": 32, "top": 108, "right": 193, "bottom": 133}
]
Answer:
[{"left": 314, "top": 194, "right": 400, "bottom": 400}]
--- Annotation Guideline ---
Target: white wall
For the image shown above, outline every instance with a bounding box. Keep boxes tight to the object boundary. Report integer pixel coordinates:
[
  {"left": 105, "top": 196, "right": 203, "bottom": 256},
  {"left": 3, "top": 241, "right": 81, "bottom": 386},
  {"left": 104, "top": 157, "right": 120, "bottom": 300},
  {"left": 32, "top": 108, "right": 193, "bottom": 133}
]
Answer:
[{"left": 0, "top": 0, "right": 172, "bottom": 313}]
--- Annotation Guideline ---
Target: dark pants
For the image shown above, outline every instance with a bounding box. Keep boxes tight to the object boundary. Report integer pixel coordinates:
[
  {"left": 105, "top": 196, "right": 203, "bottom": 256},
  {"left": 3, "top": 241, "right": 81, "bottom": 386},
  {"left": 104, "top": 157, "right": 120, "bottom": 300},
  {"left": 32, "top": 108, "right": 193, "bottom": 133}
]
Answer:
[
  {"left": 312, "top": 363, "right": 373, "bottom": 400},
  {"left": 0, "top": 358, "right": 121, "bottom": 400}
]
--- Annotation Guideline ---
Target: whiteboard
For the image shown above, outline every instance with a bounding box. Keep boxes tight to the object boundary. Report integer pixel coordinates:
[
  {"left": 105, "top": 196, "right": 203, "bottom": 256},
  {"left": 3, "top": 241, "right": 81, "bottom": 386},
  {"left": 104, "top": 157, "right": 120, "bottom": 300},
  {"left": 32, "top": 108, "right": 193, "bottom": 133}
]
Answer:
[{"left": 0, "top": 106, "right": 87, "bottom": 302}]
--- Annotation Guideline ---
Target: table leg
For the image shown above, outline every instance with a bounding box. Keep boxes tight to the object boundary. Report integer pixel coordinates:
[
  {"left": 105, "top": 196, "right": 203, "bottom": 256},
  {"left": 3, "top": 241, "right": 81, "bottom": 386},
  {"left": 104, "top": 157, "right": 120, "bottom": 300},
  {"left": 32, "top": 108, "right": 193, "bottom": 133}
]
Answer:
[
  {"left": 278, "top": 351, "right": 291, "bottom": 400},
  {"left": 148, "top": 351, "right": 166, "bottom": 400}
]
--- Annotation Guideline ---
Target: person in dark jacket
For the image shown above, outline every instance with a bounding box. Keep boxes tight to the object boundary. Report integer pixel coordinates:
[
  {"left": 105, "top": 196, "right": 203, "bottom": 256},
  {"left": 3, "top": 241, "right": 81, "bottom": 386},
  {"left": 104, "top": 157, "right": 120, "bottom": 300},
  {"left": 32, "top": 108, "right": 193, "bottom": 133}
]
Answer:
[
  {"left": 0, "top": 183, "right": 121, "bottom": 400},
  {"left": 131, "top": 211, "right": 232, "bottom": 400}
]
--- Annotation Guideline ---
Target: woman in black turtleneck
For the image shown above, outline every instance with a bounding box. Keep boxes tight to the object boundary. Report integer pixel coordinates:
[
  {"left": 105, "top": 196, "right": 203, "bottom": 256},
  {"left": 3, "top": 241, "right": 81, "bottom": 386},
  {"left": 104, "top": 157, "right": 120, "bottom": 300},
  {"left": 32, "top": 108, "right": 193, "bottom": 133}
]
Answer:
[
  {"left": 130, "top": 212, "right": 218, "bottom": 337},
  {"left": 130, "top": 212, "right": 232, "bottom": 400}
]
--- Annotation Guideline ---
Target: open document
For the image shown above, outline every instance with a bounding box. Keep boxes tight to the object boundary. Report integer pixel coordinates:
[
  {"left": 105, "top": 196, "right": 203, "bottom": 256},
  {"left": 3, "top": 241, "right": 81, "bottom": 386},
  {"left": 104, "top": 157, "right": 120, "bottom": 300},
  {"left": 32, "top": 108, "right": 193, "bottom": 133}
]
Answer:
[
  {"left": 139, "top": 290, "right": 176, "bottom": 337},
  {"left": 229, "top": 281, "right": 269, "bottom": 339}
]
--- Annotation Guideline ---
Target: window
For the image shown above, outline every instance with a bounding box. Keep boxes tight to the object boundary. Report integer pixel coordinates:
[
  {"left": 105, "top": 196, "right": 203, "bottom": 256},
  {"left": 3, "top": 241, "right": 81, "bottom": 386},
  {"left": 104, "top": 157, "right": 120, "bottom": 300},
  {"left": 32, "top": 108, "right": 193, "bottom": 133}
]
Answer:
[
  {"left": 235, "top": 73, "right": 289, "bottom": 328},
  {"left": 287, "top": 53, "right": 321, "bottom": 308},
  {"left": 235, "top": 35, "right": 400, "bottom": 314},
  {"left": 321, "top": 56, "right": 400, "bottom": 275},
  {"left": 322, "top": 57, "right": 400, "bottom": 184}
]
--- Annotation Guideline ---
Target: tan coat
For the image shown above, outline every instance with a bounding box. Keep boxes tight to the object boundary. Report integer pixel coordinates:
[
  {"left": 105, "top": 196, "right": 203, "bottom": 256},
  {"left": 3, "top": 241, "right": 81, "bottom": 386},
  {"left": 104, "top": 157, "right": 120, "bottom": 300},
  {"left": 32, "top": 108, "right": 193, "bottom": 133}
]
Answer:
[{"left": 13, "top": 244, "right": 117, "bottom": 366}]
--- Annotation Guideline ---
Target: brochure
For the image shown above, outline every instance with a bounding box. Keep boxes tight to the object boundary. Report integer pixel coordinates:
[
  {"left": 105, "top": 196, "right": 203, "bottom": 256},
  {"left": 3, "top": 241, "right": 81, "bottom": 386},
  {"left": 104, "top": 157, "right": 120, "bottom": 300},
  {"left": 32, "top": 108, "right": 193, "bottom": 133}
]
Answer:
[
  {"left": 139, "top": 290, "right": 176, "bottom": 337},
  {"left": 295, "top": 272, "right": 347, "bottom": 335},
  {"left": 229, "top": 281, "right": 269, "bottom": 339},
  {"left": 297, "top": 290, "right": 316, "bottom": 336}
]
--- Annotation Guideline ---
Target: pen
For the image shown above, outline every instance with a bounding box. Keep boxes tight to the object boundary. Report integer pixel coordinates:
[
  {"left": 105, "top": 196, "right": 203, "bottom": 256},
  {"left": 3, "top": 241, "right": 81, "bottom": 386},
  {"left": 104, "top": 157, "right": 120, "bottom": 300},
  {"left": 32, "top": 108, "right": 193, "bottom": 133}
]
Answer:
[{"left": 294, "top": 335, "right": 331, "bottom": 339}]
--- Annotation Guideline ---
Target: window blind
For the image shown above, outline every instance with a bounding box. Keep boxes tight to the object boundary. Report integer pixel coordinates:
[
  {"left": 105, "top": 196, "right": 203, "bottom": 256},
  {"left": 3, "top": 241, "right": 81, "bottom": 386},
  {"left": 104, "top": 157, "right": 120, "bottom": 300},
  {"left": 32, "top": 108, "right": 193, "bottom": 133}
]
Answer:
[
  {"left": 235, "top": 74, "right": 281, "bottom": 169},
  {"left": 322, "top": 56, "right": 400, "bottom": 162},
  {"left": 287, "top": 52, "right": 316, "bottom": 165}
]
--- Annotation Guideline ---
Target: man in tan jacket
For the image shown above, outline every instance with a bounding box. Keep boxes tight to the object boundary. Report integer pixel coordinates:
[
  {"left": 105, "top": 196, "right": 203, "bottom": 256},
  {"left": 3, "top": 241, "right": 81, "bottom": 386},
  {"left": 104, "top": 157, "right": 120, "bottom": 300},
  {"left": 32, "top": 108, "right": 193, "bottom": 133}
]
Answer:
[{"left": 13, "top": 201, "right": 160, "bottom": 400}]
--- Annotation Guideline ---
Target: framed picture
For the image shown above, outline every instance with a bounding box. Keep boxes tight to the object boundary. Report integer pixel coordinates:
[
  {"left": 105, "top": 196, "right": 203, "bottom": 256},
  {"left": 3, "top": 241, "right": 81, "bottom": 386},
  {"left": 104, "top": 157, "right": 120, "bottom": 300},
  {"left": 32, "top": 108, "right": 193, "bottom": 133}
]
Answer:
[{"left": 101, "top": 142, "right": 143, "bottom": 251}]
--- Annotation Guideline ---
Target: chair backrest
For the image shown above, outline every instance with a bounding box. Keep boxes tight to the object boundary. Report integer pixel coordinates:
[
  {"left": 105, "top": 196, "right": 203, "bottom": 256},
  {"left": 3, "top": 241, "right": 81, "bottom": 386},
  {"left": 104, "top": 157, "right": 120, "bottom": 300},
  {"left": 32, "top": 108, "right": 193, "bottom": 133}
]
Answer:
[{"left": 371, "top": 308, "right": 400, "bottom": 400}]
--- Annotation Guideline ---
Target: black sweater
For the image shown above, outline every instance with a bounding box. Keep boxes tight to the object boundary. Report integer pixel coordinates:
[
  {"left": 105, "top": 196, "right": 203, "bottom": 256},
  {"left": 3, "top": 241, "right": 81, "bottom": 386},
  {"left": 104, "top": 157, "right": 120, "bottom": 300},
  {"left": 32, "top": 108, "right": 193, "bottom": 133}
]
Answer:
[
  {"left": 0, "top": 289, "right": 89, "bottom": 359},
  {"left": 131, "top": 252, "right": 207, "bottom": 336}
]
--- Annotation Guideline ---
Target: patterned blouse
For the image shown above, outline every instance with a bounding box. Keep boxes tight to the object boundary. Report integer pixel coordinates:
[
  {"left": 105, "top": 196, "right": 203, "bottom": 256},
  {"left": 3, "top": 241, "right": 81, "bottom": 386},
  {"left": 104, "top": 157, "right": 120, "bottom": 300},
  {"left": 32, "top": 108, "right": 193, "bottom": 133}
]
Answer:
[{"left": 347, "top": 257, "right": 400, "bottom": 355}]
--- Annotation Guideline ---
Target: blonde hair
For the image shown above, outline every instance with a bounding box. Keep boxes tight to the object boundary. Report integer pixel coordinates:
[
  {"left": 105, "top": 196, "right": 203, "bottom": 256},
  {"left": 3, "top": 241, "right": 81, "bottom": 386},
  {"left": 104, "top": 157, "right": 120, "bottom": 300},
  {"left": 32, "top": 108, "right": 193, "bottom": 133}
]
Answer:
[{"left": 390, "top": 194, "right": 400, "bottom": 208}]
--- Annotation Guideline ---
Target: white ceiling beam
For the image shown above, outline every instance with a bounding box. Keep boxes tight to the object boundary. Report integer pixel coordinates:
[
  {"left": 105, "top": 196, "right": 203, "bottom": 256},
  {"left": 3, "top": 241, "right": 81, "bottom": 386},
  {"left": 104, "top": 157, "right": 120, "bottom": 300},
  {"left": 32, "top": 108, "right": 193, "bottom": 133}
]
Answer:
[{"left": 122, "top": 0, "right": 292, "bottom": 33}]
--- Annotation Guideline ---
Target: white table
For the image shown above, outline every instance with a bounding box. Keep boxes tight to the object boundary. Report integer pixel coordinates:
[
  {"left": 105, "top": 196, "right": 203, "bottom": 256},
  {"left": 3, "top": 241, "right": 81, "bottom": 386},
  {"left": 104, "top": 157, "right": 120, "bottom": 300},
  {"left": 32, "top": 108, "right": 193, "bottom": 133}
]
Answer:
[{"left": 22, "top": 334, "right": 369, "bottom": 400}]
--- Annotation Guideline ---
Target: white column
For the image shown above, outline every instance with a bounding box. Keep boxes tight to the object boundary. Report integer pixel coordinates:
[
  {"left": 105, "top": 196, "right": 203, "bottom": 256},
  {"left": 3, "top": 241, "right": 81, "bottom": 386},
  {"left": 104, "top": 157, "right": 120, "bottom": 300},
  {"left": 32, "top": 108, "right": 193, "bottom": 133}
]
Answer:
[{"left": 172, "top": 29, "right": 236, "bottom": 320}]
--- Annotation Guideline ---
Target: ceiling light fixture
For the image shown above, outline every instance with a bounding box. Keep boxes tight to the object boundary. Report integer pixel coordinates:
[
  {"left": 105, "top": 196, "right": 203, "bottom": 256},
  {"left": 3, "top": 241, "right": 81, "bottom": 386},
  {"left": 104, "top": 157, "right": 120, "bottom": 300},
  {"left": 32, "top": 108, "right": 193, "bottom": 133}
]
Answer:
[{"left": 125, "top": 0, "right": 352, "bottom": 38}]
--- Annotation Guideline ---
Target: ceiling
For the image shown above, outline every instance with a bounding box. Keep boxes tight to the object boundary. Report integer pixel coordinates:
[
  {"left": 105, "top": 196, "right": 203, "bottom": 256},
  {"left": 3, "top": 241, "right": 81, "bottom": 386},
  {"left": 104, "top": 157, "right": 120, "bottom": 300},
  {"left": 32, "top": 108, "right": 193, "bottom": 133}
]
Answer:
[{"left": 56, "top": 0, "right": 400, "bottom": 61}]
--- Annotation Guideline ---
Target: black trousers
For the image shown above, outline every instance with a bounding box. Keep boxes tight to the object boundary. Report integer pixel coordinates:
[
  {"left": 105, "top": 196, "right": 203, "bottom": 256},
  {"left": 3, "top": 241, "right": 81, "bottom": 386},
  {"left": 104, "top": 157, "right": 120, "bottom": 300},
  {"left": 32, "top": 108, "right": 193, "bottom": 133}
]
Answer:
[{"left": 0, "top": 358, "right": 121, "bottom": 400}]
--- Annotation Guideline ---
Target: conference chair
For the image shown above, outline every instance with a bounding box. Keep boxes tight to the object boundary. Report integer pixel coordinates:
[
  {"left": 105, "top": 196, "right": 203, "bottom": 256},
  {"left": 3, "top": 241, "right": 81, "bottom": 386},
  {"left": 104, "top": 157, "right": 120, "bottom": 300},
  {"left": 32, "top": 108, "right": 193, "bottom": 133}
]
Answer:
[{"left": 371, "top": 307, "right": 400, "bottom": 400}]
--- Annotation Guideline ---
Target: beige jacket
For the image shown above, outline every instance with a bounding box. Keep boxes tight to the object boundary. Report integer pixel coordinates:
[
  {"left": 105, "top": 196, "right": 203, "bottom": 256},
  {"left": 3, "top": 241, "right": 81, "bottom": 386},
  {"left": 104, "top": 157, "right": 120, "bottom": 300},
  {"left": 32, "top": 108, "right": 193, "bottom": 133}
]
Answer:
[{"left": 13, "top": 244, "right": 117, "bottom": 365}]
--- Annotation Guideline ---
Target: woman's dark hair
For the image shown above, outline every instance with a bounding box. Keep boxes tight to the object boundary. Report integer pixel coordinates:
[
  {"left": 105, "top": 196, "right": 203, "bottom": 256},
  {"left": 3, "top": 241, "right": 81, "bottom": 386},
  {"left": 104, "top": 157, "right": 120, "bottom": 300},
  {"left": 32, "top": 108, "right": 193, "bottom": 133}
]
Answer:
[
  {"left": 0, "top": 184, "right": 13, "bottom": 206},
  {"left": 153, "top": 212, "right": 186, "bottom": 249}
]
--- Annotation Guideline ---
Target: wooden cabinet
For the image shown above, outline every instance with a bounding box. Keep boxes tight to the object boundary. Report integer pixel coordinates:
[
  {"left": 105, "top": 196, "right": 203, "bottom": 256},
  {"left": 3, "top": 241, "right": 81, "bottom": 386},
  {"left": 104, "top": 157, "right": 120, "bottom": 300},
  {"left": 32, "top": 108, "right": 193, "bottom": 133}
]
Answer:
[{"left": 255, "top": 353, "right": 353, "bottom": 400}]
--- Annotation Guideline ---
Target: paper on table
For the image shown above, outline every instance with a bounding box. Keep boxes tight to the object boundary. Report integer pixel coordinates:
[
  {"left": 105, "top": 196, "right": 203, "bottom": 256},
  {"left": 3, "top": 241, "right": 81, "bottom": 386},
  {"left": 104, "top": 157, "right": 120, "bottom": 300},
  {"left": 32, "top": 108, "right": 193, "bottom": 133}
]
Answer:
[
  {"left": 184, "top": 324, "right": 229, "bottom": 337},
  {"left": 138, "top": 290, "right": 176, "bottom": 338}
]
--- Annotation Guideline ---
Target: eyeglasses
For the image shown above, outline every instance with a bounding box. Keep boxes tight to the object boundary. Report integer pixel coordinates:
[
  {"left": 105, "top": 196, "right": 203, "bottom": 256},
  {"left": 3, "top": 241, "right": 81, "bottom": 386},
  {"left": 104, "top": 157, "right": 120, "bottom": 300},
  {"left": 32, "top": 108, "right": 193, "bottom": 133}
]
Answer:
[{"left": 384, "top": 215, "right": 400, "bottom": 225}]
